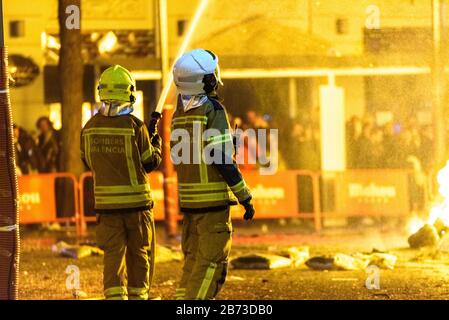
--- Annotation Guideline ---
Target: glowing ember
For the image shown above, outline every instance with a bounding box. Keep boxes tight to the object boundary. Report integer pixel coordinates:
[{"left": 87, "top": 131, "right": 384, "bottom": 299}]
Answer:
[{"left": 408, "top": 160, "right": 449, "bottom": 234}]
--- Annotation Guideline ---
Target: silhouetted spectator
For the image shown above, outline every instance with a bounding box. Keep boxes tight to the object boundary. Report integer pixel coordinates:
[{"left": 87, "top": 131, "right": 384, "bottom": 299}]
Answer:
[
  {"left": 397, "top": 127, "right": 419, "bottom": 168},
  {"left": 382, "top": 122, "right": 400, "bottom": 168},
  {"left": 36, "top": 116, "right": 60, "bottom": 173},
  {"left": 370, "top": 127, "right": 385, "bottom": 168},
  {"left": 13, "top": 124, "right": 40, "bottom": 175},
  {"left": 346, "top": 116, "right": 363, "bottom": 168},
  {"left": 355, "top": 123, "right": 374, "bottom": 168},
  {"left": 296, "top": 125, "right": 320, "bottom": 170},
  {"left": 419, "top": 125, "right": 434, "bottom": 172}
]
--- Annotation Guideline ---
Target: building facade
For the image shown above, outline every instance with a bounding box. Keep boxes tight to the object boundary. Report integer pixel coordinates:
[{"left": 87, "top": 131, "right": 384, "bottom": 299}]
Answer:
[{"left": 4, "top": 0, "right": 443, "bottom": 134}]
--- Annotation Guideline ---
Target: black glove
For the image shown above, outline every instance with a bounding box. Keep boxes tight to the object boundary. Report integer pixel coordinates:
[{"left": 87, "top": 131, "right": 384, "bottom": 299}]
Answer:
[
  {"left": 241, "top": 198, "right": 255, "bottom": 221},
  {"left": 149, "top": 112, "right": 162, "bottom": 136},
  {"left": 151, "top": 133, "right": 162, "bottom": 149}
]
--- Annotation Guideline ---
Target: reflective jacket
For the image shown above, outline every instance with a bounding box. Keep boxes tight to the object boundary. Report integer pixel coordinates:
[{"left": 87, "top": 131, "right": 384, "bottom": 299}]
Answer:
[
  {"left": 81, "top": 113, "right": 162, "bottom": 211},
  {"left": 171, "top": 95, "right": 252, "bottom": 213}
]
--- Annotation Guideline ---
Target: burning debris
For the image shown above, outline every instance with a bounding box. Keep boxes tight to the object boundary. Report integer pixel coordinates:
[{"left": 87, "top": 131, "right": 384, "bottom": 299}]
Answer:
[
  {"left": 407, "top": 218, "right": 449, "bottom": 249},
  {"left": 52, "top": 241, "right": 183, "bottom": 262},
  {"left": 408, "top": 224, "right": 440, "bottom": 249},
  {"left": 407, "top": 161, "right": 449, "bottom": 249}
]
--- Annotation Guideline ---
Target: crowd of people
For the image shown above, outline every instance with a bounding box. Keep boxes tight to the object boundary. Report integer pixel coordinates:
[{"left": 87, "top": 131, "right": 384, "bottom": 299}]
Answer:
[
  {"left": 15, "top": 111, "right": 435, "bottom": 175},
  {"left": 284, "top": 113, "right": 435, "bottom": 173},
  {"left": 228, "top": 110, "right": 322, "bottom": 171},
  {"left": 13, "top": 116, "right": 60, "bottom": 175},
  {"left": 228, "top": 110, "right": 272, "bottom": 170},
  {"left": 346, "top": 115, "right": 434, "bottom": 172},
  {"left": 226, "top": 110, "right": 435, "bottom": 174}
]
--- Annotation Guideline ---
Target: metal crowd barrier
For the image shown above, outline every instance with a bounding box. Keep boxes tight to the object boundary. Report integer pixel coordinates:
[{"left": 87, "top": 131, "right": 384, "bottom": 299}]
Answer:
[
  {"left": 318, "top": 169, "right": 420, "bottom": 218},
  {"left": 18, "top": 169, "right": 424, "bottom": 236},
  {"left": 77, "top": 170, "right": 324, "bottom": 232},
  {"left": 18, "top": 172, "right": 81, "bottom": 236}
]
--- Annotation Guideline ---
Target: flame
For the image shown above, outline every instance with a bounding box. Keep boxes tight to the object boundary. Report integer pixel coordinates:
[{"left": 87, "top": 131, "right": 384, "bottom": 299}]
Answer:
[{"left": 408, "top": 160, "right": 449, "bottom": 234}]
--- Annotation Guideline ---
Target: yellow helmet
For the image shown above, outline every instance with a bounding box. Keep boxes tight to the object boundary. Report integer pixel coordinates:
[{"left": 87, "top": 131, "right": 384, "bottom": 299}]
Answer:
[{"left": 98, "top": 65, "right": 136, "bottom": 103}]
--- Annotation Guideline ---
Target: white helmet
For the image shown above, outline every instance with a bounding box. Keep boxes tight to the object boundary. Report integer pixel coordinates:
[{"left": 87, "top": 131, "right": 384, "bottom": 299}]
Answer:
[{"left": 173, "top": 49, "right": 222, "bottom": 95}]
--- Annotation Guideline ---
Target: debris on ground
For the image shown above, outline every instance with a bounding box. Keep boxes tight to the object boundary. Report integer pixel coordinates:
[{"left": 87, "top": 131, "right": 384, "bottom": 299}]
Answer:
[
  {"left": 52, "top": 241, "right": 183, "bottom": 262},
  {"left": 305, "top": 254, "right": 368, "bottom": 271},
  {"left": 231, "top": 253, "right": 293, "bottom": 269},
  {"left": 227, "top": 275, "right": 245, "bottom": 281},
  {"left": 231, "top": 246, "right": 309, "bottom": 270},
  {"left": 52, "top": 241, "right": 103, "bottom": 259},
  {"left": 433, "top": 218, "right": 449, "bottom": 237},
  {"left": 306, "top": 251, "right": 397, "bottom": 271},
  {"left": 371, "top": 292, "right": 391, "bottom": 299},
  {"left": 408, "top": 224, "right": 440, "bottom": 248},
  {"left": 353, "top": 252, "right": 397, "bottom": 270},
  {"left": 72, "top": 290, "right": 88, "bottom": 299},
  {"left": 305, "top": 256, "right": 335, "bottom": 270},
  {"left": 334, "top": 253, "right": 370, "bottom": 270},
  {"left": 269, "top": 246, "right": 310, "bottom": 267},
  {"left": 407, "top": 218, "right": 449, "bottom": 250},
  {"left": 155, "top": 245, "right": 183, "bottom": 263},
  {"left": 41, "top": 223, "right": 62, "bottom": 232},
  {"left": 279, "top": 247, "right": 310, "bottom": 267}
]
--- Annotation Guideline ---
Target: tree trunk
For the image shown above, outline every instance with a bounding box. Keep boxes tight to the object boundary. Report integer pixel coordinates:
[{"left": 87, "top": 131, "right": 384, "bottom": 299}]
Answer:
[{"left": 58, "top": 0, "right": 84, "bottom": 176}]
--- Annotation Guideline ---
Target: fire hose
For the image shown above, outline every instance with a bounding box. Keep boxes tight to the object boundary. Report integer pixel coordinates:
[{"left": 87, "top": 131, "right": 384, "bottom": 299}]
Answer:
[
  {"left": 0, "top": 42, "right": 20, "bottom": 299},
  {"left": 147, "top": 0, "right": 209, "bottom": 241},
  {"left": 148, "top": 0, "right": 209, "bottom": 135}
]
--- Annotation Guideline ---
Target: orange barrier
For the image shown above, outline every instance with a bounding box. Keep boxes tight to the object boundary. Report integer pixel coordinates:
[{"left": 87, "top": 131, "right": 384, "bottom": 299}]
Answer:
[
  {"left": 230, "top": 170, "right": 322, "bottom": 231},
  {"left": 79, "top": 171, "right": 169, "bottom": 226},
  {"left": 78, "top": 170, "right": 323, "bottom": 232},
  {"left": 18, "top": 169, "right": 421, "bottom": 235},
  {"left": 77, "top": 171, "right": 322, "bottom": 230},
  {"left": 18, "top": 173, "right": 81, "bottom": 235},
  {"left": 319, "top": 169, "right": 414, "bottom": 217}
]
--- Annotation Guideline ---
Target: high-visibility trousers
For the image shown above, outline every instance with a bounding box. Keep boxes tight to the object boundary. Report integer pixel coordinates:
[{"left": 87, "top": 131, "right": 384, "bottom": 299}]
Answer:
[
  {"left": 96, "top": 210, "right": 154, "bottom": 300},
  {"left": 176, "top": 207, "right": 232, "bottom": 300}
]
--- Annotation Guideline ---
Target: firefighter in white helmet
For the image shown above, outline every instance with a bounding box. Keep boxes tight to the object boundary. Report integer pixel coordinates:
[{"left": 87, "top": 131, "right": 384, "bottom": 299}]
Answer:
[{"left": 171, "top": 49, "right": 255, "bottom": 300}]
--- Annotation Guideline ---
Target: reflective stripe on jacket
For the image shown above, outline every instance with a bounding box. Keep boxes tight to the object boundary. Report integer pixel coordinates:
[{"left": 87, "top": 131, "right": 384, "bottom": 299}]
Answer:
[
  {"left": 171, "top": 95, "right": 251, "bottom": 212},
  {"left": 81, "top": 113, "right": 161, "bottom": 210}
]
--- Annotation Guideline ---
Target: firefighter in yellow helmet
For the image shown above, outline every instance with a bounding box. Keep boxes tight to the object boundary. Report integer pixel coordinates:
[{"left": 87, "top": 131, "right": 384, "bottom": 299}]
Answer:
[
  {"left": 171, "top": 49, "right": 255, "bottom": 300},
  {"left": 80, "top": 65, "right": 162, "bottom": 300}
]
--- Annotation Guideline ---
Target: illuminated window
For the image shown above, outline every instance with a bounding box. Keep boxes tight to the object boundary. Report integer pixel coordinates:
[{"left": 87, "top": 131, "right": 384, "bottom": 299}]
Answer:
[
  {"left": 49, "top": 103, "right": 62, "bottom": 130},
  {"left": 82, "top": 103, "right": 93, "bottom": 127},
  {"left": 50, "top": 102, "right": 93, "bottom": 129}
]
